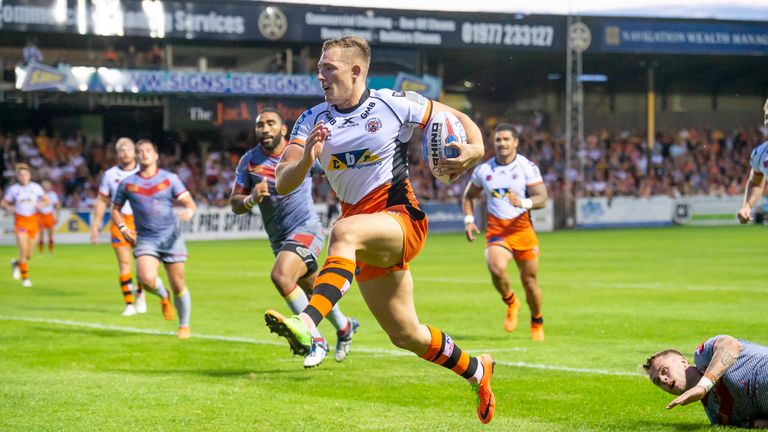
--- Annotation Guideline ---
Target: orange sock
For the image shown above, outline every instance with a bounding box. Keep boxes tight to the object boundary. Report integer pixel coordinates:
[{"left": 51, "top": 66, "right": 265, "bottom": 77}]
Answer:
[
  {"left": 420, "top": 325, "right": 483, "bottom": 383},
  {"left": 304, "top": 256, "right": 355, "bottom": 326},
  {"left": 19, "top": 262, "right": 29, "bottom": 280},
  {"left": 119, "top": 273, "right": 134, "bottom": 305}
]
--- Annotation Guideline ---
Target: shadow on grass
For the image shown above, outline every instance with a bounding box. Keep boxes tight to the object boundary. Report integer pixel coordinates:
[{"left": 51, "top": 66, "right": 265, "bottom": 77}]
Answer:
[
  {"left": 630, "top": 420, "right": 706, "bottom": 431},
  {"left": 24, "top": 287, "right": 75, "bottom": 297},
  {"left": 108, "top": 367, "right": 314, "bottom": 381}
]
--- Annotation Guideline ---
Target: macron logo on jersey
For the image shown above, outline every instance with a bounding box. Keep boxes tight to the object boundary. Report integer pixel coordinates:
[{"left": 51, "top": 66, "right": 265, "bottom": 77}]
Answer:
[{"left": 328, "top": 149, "right": 381, "bottom": 171}]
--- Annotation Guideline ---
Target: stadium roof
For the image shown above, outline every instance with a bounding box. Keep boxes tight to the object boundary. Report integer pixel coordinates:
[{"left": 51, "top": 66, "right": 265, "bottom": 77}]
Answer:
[{"left": 269, "top": 0, "right": 768, "bottom": 21}]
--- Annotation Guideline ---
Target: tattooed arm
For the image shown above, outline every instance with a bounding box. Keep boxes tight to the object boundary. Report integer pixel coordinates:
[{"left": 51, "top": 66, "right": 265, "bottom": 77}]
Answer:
[
  {"left": 667, "top": 335, "right": 743, "bottom": 409},
  {"left": 703, "top": 335, "right": 742, "bottom": 380}
]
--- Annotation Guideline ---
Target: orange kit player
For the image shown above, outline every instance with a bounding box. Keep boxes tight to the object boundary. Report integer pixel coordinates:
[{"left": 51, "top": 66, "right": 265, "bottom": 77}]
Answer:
[
  {"left": 462, "top": 123, "right": 548, "bottom": 341},
  {"left": 90, "top": 137, "right": 148, "bottom": 316},
  {"left": 263, "top": 36, "right": 498, "bottom": 423},
  {"left": 36, "top": 180, "right": 61, "bottom": 254},
  {"left": 2, "top": 163, "right": 49, "bottom": 287}
]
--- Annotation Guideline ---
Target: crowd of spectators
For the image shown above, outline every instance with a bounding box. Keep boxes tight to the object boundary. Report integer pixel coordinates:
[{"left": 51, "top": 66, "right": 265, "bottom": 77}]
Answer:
[
  {"left": 399, "top": 121, "right": 767, "bottom": 203},
  {"left": 1, "top": 122, "right": 766, "bottom": 211}
]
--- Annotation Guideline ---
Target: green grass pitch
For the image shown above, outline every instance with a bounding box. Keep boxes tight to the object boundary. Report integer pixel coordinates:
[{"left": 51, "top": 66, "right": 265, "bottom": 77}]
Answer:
[{"left": 1, "top": 226, "right": 765, "bottom": 431}]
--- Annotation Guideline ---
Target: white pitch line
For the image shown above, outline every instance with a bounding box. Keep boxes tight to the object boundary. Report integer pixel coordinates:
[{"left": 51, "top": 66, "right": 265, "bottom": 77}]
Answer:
[{"left": 0, "top": 315, "right": 637, "bottom": 377}]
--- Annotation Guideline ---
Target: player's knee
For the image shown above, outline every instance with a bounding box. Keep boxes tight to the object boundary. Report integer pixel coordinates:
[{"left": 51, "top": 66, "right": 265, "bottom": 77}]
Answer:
[
  {"left": 487, "top": 262, "right": 507, "bottom": 278},
  {"left": 170, "top": 274, "right": 185, "bottom": 288},
  {"left": 386, "top": 330, "right": 420, "bottom": 352},
  {"left": 137, "top": 272, "right": 155, "bottom": 288},
  {"left": 329, "top": 219, "right": 358, "bottom": 246},
  {"left": 521, "top": 274, "right": 538, "bottom": 289},
  {"left": 270, "top": 269, "right": 294, "bottom": 295}
]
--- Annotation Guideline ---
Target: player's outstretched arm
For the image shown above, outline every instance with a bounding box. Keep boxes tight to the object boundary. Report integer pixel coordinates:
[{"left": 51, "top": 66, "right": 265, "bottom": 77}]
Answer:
[
  {"left": 275, "top": 122, "right": 326, "bottom": 195},
  {"left": 667, "top": 336, "right": 742, "bottom": 410},
  {"left": 738, "top": 170, "right": 765, "bottom": 224},
  {"left": 462, "top": 182, "right": 482, "bottom": 242},
  {"left": 432, "top": 101, "right": 484, "bottom": 177}
]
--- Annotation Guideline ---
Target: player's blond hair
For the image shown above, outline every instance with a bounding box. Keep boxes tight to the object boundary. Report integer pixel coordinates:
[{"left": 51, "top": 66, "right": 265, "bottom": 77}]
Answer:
[
  {"left": 115, "top": 137, "right": 135, "bottom": 151},
  {"left": 322, "top": 36, "right": 371, "bottom": 70},
  {"left": 642, "top": 349, "right": 685, "bottom": 375},
  {"left": 15, "top": 163, "right": 30, "bottom": 172}
]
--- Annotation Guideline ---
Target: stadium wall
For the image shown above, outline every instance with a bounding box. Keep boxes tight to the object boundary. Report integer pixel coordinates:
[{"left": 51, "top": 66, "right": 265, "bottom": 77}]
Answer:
[
  {"left": 575, "top": 195, "right": 744, "bottom": 228},
  {"left": 0, "top": 202, "right": 556, "bottom": 245}
]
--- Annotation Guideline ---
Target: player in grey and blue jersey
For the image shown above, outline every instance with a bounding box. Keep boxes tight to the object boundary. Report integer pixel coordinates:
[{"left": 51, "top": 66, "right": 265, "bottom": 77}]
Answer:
[
  {"left": 737, "top": 98, "right": 768, "bottom": 224},
  {"left": 113, "top": 139, "right": 197, "bottom": 340},
  {"left": 645, "top": 335, "right": 768, "bottom": 427},
  {"left": 229, "top": 108, "right": 357, "bottom": 369}
]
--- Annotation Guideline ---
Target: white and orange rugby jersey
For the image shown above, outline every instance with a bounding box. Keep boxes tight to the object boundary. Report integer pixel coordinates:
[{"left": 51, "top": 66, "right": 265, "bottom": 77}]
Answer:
[
  {"left": 289, "top": 89, "right": 432, "bottom": 208},
  {"left": 98, "top": 165, "right": 138, "bottom": 215},
  {"left": 3, "top": 182, "right": 45, "bottom": 217},
  {"left": 470, "top": 155, "right": 543, "bottom": 220},
  {"left": 38, "top": 191, "right": 60, "bottom": 215}
]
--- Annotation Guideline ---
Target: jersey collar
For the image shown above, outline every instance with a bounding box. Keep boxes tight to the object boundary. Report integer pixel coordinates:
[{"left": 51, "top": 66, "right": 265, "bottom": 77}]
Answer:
[
  {"left": 494, "top": 154, "right": 518, "bottom": 167},
  {"left": 333, "top": 89, "right": 371, "bottom": 114}
]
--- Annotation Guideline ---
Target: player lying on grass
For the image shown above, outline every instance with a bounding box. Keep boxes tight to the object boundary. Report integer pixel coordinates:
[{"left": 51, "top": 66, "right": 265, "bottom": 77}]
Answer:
[{"left": 644, "top": 335, "right": 768, "bottom": 428}]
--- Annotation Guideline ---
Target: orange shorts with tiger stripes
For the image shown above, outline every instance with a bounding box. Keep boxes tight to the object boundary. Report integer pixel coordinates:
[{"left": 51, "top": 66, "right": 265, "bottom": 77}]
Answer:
[
  {"left": 340, "top": 181, "right": 428, "bottom": 283},
  {"left": 37, "top": 212, "right": 55, "bottom": 229},
  {"left": 15, "top": 215, "right": 39, "bottom": 239},
  {"left": 486, "top": 213, "right": 540, "bottom": 261},
  {"left": 110, "top": 214, "right": 135, "bottom": 249}
]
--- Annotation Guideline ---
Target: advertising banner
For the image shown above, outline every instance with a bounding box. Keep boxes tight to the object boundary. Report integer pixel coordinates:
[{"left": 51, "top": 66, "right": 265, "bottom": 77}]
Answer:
[
  {"left": 0, "top": 0, "right": 564, "bottom": 50},
  {"left": 0, "top": 200, "right": 555, "bottom": 245},
  {"left": 168, "top": 97, "right": 315, "bottom": 131},
  {"left": 673, "top": 195, "right": 742, "bottom": 226},
  {"left": 0, "top": 205, "right": 338, "bottom": 245},
  {"left": 18, "top": 61, "right": 70, "bottom": 91},
  {"left": 598, "top": 18, "right": 768, "bottom": 55},
  {"left": 576, "top": 196, "right": 674, "bottom": 228},
  {"left": 15, "top": 64, "right": 325, "bottom": 97},
  {"left": 422, "top": 200, "right": 554, "bottom": 233}
]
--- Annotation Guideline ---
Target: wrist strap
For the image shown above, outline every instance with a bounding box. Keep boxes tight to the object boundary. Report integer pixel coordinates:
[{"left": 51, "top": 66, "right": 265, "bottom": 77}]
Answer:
[
  {"left": 697, "top": 376, "right": 715, "bottom": 392},
  {"left": 118, "top": 224, "right": 127, "bottom": 231},
  {"left": 463, "top": 214, "right": 475, "bottom": 225},
  {"left": 243, "top": 195, "right": 256, "bottom": 210},
  {"left": 520, "top": 198, "right": 533, "bottom": 209}
]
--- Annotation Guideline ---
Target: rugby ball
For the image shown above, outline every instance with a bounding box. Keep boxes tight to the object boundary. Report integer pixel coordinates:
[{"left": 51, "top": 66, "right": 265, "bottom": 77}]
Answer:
[{"left": 422, "top": 111, "right": 467, "bottom": 184}]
